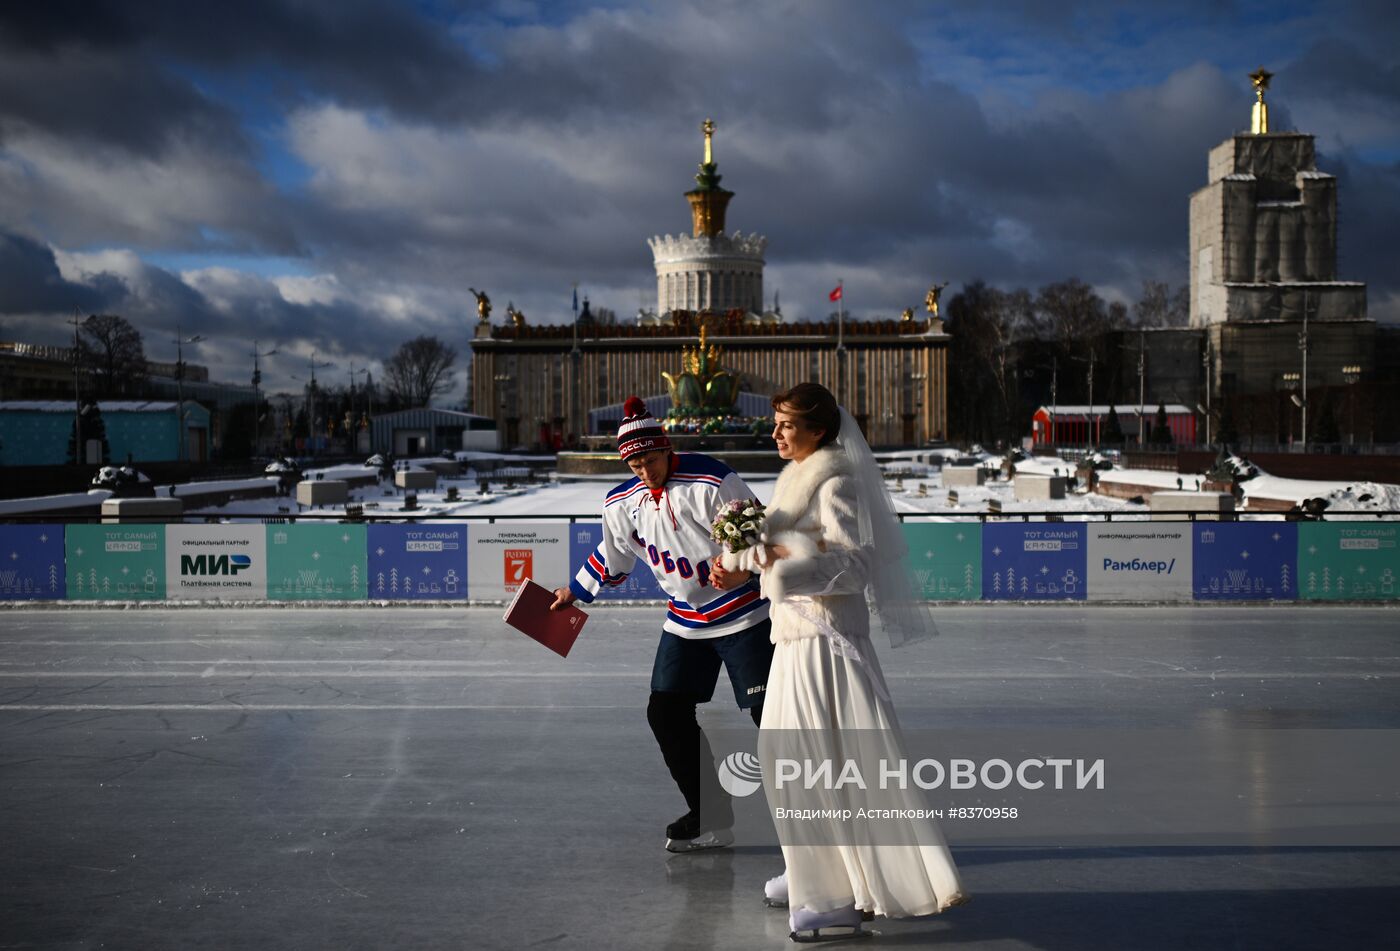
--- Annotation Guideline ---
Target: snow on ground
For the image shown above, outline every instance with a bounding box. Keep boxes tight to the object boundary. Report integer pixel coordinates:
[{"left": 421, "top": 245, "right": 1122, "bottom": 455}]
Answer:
[
  {"left": 182, "top": 461, "right": 1398, "bottom": 524},
  {"left": 10, "top": 450, "right": 1396, "bottom": 523},
  {"left": 1206, "top": 453, "right": 1400, "bottom": 511},
  {"left": 1011, "top": 455, "right": 1077, "bottom": 476},
  {"left": 158, "top": 477, "right": 280, "bottom": 496},
  {"left": 185, "top": 464, "right": 1149, "bottom": 523},
  {"left": 0, "top": 489, "right": 112, "bottom": 515},
  {"left": 301, "top": 463, "right": 381, "bottom": 481},
  {"left": 1246, "top": 477, "right": 1400, "bottom": 516},
  {"left": 1099, "top": 468, "right": 1206, "bottom": 491}
]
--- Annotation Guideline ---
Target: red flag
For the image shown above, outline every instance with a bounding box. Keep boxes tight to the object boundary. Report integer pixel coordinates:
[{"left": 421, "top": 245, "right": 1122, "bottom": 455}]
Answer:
[{"left": 828, "top": 285, "right": 843, "bottom": 302}]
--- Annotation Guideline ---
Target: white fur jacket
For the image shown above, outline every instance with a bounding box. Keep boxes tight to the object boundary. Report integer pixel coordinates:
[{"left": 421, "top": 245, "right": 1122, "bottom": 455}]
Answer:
[{"left": 722, "top": 443, "right": 873, "bottom": 644}]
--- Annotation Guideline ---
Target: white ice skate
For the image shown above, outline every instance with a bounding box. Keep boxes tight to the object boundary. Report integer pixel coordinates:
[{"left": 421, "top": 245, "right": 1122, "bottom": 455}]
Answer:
[
  {"left": 789, "top": 904, "right": 871, "bottom": 943},
  {"left": 764, "top": 871, "right": 789, "bottom": 908}
]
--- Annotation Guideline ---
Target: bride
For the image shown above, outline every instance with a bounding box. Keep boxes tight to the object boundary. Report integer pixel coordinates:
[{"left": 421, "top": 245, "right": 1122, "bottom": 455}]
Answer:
[{"left": 712, "top": 382, "right": 967, "bottom": 942}]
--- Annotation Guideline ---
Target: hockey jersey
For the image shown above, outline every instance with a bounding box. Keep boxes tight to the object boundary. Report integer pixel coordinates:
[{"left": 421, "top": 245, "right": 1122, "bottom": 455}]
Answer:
[{"left": 569, "top": 452, "right": 770, "bottom": 639}]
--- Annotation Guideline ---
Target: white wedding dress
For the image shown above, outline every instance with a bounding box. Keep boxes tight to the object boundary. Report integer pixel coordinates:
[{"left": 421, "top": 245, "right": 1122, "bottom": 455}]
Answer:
[{"left": 732, "top": 442, "right": 967, "bottom": 918}]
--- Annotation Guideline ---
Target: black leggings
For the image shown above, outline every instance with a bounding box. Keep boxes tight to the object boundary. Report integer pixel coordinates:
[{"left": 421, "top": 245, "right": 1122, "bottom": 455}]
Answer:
[{"left": 647, "top": 691, "right": 762, "bottom": 820}]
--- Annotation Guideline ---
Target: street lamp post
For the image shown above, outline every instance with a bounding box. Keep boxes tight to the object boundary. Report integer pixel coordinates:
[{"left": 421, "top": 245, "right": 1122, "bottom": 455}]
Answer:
[
  {"left": 493, "top": 373, "right": 512, "bottom": 449},
  {"left": 1067, "top": 349, "right": 1096, "bottom": 448},
  {"left": 1282, "top": 371, "right": 1302, "bottom": 447},
  {"left": 293, "top": 352, "right": 334, "bottom": 457},
  {"left": 1201, "top": 338, "right": 1212, "bottom": 447},
  {"left": 1298, "top": 294, "right": 1310, "bottom": 453},
  {"left": 1137, "top": 330, "right": 1146, "bottom": 446},
  {"left": 910, "top": 370, "right": 927, "bottom": 446},
  {"left": 348, "top": 361, "right": 368, "bottom": 453},
  {"left": 68, "top": 312, "right": 84, "bottom": 465},
  {"left": 251, "top": 341, "right": 279, "bottom": 459},
  {"left": 171, "top": 326, "right": 204, "bottom": 463},
  {"left": 1342, "top": 364, "right": 1362, "bottom": 447}
]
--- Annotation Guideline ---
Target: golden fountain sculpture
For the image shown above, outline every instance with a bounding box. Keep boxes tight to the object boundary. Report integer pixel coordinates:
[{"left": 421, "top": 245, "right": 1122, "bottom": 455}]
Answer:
[{"left": 661, "top": 322, "right": 741, "bottom": 413}]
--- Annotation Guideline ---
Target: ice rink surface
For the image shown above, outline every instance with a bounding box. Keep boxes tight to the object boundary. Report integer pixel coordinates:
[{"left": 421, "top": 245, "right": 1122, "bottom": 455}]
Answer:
[{"left": 3, "top": 603, "right": 1398, "bottom": 950}]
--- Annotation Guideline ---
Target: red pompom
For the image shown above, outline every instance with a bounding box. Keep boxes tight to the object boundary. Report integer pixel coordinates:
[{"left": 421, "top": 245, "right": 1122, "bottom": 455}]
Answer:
[{"left": 623, "top": 395, "right": 647, "bottom": 418}]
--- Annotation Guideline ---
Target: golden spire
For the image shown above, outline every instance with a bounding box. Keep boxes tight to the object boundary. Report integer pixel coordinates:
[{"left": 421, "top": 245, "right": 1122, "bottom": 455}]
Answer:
[
  {"left": 686, "top": 117, "right": 732, "bottom": 237},
  {"left": 1249, "top": 66, "right": 1272, "bottom": 134}
]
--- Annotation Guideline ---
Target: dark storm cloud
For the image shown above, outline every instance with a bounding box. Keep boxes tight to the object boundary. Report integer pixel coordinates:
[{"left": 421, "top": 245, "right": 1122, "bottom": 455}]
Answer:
[
  {"left": 0, "top": 0, "right": 481, "bottom": 124},
  {"left": 0, "top": 49, "right": 247, "bottom": 159},
  {"left": 0, "top": 232, "right": 111, "bottom": 314}
]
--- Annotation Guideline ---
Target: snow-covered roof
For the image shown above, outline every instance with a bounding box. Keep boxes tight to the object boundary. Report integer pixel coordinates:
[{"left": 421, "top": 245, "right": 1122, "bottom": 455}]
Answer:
[
  {"left": 371, "top": 408, "right": 494, "bottom": 422},
  {"left": 0, "top": 400, "right": 181, "bottom": 412},
  {"left": 1038, "top": 404, "right": 1192, "bottom": 416}
]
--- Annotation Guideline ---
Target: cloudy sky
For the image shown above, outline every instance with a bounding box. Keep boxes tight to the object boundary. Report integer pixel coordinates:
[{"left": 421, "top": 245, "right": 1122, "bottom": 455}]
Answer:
[{"left": 1, "top": 0, "right": 1397, "bottom": 397}]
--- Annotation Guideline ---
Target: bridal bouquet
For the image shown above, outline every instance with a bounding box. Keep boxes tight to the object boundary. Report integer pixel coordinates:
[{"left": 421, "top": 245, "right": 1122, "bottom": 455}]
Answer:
[{"left": 710, "top": 498, "right": 766, "bottom": 553}]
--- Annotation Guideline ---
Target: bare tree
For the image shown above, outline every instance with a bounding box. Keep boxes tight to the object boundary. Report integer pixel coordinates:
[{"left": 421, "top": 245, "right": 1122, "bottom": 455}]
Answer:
[
  {"left": 79, "top": 314, "right": 148, "bottom": 397},
  {"left": 1134, "top": 280, "right": 1190, "bottom": 328},
  {"left": 983, "top": 287, "right": 1035, "bottom": 434},
  {"left": 384, "top": 335, "right": 458, "bottom": 407},
  {"left": 947, "top": 282, "right": 1036, "bottom": 445},
  {"left": 1034, "top": 279, "right": 1111, "bottom": 345}
]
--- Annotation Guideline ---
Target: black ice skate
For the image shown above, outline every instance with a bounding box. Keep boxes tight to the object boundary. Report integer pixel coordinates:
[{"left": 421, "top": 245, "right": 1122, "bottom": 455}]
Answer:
[{"left": 663, "top": 810, "right": 734, "bottom": 853}]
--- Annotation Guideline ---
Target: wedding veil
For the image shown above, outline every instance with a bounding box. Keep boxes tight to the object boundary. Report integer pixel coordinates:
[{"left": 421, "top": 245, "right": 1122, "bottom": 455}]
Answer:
[{"left": 835, "top": 406, "right": 939, "bottom": 646}]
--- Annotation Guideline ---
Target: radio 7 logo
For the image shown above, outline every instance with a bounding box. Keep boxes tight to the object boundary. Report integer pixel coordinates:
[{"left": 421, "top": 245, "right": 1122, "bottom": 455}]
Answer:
[{"left": 504, "top": 549, "right": 533, "bottom": 590}]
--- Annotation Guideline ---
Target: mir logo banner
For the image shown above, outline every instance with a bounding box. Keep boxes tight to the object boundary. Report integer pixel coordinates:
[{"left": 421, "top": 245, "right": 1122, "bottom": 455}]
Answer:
[
  {"left": 180, "top": 554, "right": 253, "bottom": 576},
  {"left": 166, "top": 526, "right": 267, "bottom": 599}
]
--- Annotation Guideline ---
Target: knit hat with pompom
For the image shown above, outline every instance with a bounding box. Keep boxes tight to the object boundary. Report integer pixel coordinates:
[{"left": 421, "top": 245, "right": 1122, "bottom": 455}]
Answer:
[{"left": 616, "top": 395, "right": 671, "bottom": 461}]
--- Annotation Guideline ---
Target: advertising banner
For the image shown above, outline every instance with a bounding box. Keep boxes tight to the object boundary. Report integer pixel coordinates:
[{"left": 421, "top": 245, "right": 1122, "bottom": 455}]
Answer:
[
  {"left": 1298, "top": 522, "right": 1400, "bottom": 601},
  {"left": 1192, "top": 522, "right": 1298, "bottom": 601},
  {"left": 166, "top": 524, "right": 268, "bottom": 600},
  {"left": 1087, "top": 523, "right": 1192, "bottom": 601},
  {"left": 0, "top": 524, "right": 65, "bottom": 600},
  {"left": 65, "top": 524, "right": 166, "bottom": 600},
  {"left": 265, "top": 524, "right": 367, "bottom": 601},
  {"left": 903, "top": 522, "right": 981, "bottom": 600},
  {"left": 982, "top": 522, "right": 1086, "bottom": 601},
  {"left": 468, "top": 522, "right": 570, "bottom": 601},
  {"left": 568, "top": 523, "right": 664, "bottom": 600},
  {"left": 367, "top": 524, "right": 468, "bottom": 599}
]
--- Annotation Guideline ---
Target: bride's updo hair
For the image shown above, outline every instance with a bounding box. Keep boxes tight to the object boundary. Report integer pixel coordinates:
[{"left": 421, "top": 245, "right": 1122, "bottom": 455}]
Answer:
[{"left": 771, "top": 382, "right": 841, "bottom": 448}]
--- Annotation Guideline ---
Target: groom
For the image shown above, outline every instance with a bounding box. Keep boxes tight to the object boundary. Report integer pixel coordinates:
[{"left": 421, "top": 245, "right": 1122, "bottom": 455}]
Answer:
[{"left": 550, "top": 396, "right": 772, "bottom": 852}]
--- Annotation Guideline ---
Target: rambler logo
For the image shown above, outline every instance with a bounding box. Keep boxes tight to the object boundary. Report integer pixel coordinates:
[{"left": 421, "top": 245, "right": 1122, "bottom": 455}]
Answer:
[{"left": 181, "top": 554, "right": 253, "bottom": 576}]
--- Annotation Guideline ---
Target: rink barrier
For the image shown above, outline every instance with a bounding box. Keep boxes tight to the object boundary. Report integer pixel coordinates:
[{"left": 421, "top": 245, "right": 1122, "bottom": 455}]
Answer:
[{"left": 0, "top": 514, "right": 1397, "bottom": 603}]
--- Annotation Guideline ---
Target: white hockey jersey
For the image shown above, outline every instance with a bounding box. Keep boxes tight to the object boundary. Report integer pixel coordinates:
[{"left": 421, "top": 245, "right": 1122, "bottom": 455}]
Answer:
[{"left": 569, "top": 452, "right": 770, "bottom": 639}]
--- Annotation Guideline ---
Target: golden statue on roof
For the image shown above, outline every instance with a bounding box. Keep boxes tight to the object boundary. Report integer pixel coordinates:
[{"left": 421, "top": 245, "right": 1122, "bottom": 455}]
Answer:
[
  {"left": 925, "top": 281, "right": 949, "bottom": 318},
  {"left": 1250, "top": 66, "right": 1272, "bottom": 134},
  {"left": 468, "top": 287, "right": 492, "bottom": 322}
]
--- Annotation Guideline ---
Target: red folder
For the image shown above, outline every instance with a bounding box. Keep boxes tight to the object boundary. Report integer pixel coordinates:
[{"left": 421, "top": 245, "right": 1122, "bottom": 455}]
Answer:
[{"left": 503, "top": 578, "right": 588, "bottom": 657}]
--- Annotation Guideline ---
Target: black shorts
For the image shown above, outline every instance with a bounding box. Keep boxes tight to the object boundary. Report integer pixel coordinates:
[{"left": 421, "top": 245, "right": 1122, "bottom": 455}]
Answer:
[{"left": 650, "top": 620, "right": 774, "bottom": 709}]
